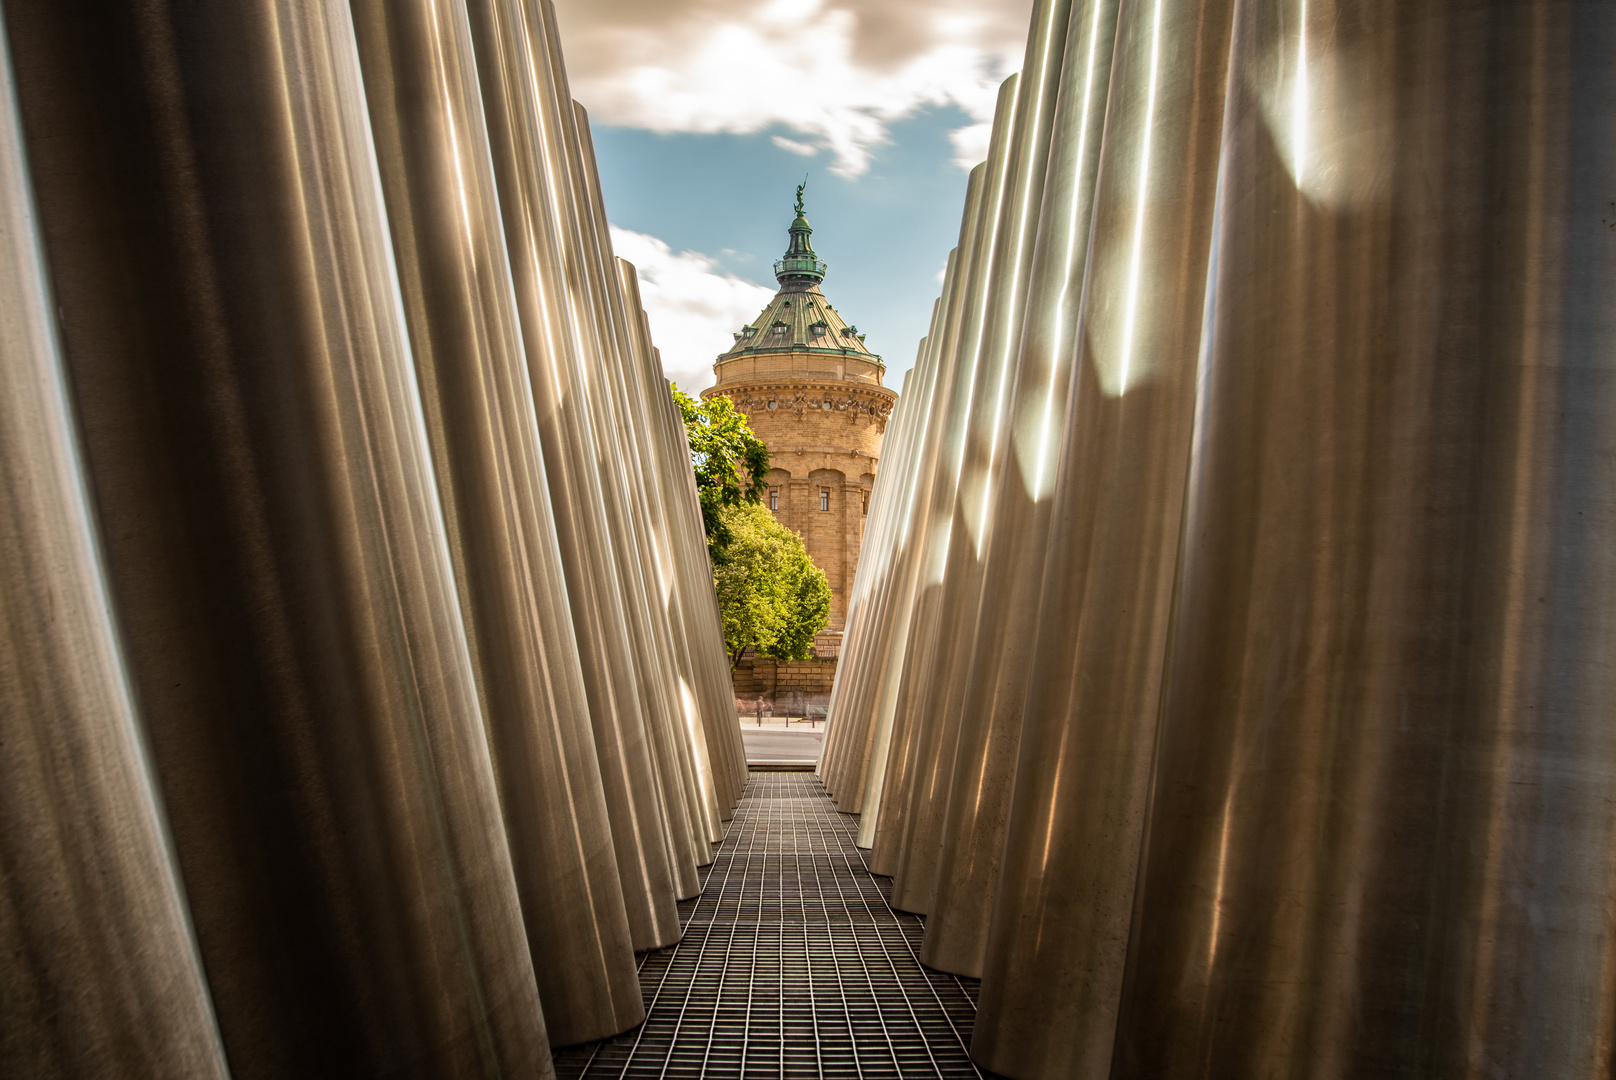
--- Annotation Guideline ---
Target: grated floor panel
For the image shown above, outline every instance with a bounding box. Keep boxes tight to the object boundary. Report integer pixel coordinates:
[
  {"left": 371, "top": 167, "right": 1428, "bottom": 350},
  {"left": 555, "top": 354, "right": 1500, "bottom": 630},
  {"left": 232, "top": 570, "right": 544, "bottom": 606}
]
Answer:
[{"left": 552, "top": 773, "right": 989, "bottom": 1079}]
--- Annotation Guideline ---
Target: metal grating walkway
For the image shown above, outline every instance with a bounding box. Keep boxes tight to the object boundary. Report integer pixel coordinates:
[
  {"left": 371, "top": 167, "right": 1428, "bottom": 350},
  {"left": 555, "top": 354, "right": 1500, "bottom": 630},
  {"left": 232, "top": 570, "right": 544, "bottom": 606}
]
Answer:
[{"left": 553, "top": 773, "right": 987, "bottom": 1079}]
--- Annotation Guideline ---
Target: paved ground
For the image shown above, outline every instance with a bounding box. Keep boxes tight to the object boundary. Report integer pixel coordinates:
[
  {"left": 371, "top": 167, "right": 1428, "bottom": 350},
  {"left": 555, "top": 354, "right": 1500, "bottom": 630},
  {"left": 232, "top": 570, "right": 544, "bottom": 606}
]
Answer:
[
  {"left": 740, "top": 726, "right": 824, "bottom": 764},
  {"left": 552, "top": 774, "right": 988, "bottom": 1078}
]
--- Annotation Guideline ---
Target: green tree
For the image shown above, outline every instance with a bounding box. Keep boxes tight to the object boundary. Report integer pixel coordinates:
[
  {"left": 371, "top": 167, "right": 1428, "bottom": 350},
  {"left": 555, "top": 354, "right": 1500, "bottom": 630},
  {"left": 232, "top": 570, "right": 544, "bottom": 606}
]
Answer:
[
  {"left": 671, "top": 386, "right": 770, "bottom": 559},
  {"left": 712, "top": 503, "right": 830, "bottom": 667}
]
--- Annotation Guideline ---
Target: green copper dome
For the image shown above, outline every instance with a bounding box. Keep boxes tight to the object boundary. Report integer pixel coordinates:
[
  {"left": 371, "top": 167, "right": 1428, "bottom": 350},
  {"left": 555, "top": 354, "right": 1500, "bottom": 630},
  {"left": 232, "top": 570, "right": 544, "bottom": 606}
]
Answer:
[{"left": 718, "top": 184, "right": 880, "bottom": 366}]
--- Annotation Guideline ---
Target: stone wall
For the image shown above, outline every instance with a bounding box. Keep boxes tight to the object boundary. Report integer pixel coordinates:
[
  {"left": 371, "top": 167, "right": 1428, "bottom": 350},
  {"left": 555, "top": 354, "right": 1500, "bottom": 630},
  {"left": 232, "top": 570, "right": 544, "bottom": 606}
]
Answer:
[
  {"left": 716, "top": 380, "right": 890, "bottom": 632},
  {"left": 731, "top": 653, "right": 838, "bottom": 717}
]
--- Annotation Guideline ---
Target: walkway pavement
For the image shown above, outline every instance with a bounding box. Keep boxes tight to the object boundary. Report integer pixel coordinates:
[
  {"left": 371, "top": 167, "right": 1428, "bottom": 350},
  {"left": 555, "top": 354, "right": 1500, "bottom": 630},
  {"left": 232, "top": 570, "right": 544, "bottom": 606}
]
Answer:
[
  {"left": 552, "top": 773, "right": 987, "bottom": 1078},
  {"left": 740, "top": 725, "right": 823, "bottom": 765}
]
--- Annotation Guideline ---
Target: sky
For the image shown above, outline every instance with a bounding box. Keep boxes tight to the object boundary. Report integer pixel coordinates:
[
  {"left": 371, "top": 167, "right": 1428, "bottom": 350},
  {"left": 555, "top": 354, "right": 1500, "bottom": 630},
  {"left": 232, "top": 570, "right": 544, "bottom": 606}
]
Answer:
[{"left": 551, "top": 0, "right": 1034, "bottom": 392}]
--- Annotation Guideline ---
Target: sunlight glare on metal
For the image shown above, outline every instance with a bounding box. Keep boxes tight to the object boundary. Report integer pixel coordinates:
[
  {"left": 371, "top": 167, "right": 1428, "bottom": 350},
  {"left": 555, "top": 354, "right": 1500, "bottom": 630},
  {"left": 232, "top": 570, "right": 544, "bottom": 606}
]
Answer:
[
  {"left": 975, "top": 0, "right": 1060, "bottom": 542},
  {"left": 1292, "top": 0, "right": 1309, "bottom": 189},
  {"left": 1031, "top": 0, "right": 1108, "bottom": 500},
  {"left": 1115, "top": 0, "right": 1166, "bottom": 400}
]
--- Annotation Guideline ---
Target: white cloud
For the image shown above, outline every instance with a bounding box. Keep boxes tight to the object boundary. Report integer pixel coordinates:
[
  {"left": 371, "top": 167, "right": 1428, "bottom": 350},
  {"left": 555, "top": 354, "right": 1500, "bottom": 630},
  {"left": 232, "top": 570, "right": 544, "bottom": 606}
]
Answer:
[
  {"left": 948, "top": 121, "right": 995, "bottom": 170},
  {"left": 552, "top": 0, "right": 1032, "bottom": 176},
  {"left": 771, "top": 135, "right": 820, "bottom": 157},
  {"left": 611, "top": 225, "right": 776, "bottom": 392}
]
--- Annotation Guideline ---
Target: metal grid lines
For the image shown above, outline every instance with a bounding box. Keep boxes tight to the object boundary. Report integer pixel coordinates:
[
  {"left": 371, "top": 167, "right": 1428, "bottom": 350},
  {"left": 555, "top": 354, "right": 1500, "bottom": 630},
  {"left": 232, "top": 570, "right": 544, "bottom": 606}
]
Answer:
[{"left": 553, "top": 773, "right": 989, "bottom": 1079}]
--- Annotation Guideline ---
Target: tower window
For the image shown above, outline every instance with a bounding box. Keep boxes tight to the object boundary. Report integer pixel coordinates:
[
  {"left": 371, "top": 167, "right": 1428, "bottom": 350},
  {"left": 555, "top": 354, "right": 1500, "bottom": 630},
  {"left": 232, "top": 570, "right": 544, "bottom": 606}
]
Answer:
[
  {"left": 820, "top": 490, "right": 830, "bottom": 512},
  {"left": 862, "top": 492, "right": 869, "bottom": 516},
  {"left": 770, "top": 489, "right": 779, "bottom": 511}
]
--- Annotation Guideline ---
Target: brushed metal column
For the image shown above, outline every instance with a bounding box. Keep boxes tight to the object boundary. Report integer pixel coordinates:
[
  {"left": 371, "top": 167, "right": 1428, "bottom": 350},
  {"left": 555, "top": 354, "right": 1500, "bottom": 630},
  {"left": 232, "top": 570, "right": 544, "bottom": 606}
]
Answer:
[
  {"left": 822, "top": 251, "right": 953, "bottom": 810},
  {"left": 3, "top": 1, "right": 553, "bottom": 1076},
  {"left": 651, "top": 365, "right": 748, "bottom": 808},
  {"left": 655, "top": 370, "right": 747, "bottom": 810},
  {"left": 0, "top": 23, "right": 230, "bottom": 1074},
  {"left": 615, "top": 258, "right": 725, "bottom": 841},
  {"left": 1114, "top": 4, "right": 1616, "bottom": 1077},
  {"left": 883, "top": 0, "right": 1073, "bottom": 916},
  {"left": 835, "top": 253, "right": 957, "bottom": 815},
  {"left": 568, "top": 103, "right": 710, "bottom": 888},
  {"left": 465, "top": 0, "right": 683, "bottom": 950},
  {"left": 865, "top": 77, "right": 1020, "bottom": 860},
  {"left": 630, "top": 269, "right": 746, "bottom": 814},
  {"left": 839, "top": 223, "right": 970, "bottom": 822},
  {"left": 349, "top": 0, "right": 643, "bottom": 1046},
  {"left": 820, "top": 320, "right": 937, "bottom": 804},
  {"left": 969, "top": 0, "right": 1236, "bottom": 1073},
  {"left": 820, "top": 357, "right": 926, "bottom": 794},
  {"left": 921, "top": 0, "right": 1122, "bottom": 978},
  {"left": 819, "top": 338, "right": 924, "bottom": 798}
]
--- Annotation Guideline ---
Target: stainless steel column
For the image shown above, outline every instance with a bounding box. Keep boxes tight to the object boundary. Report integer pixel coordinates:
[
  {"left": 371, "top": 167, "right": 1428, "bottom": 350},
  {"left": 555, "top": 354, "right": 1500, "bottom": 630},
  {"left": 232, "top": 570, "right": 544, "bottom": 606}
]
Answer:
[
  {"left": 820, "top": 314, "right": 939, "bottom": 806},
  {"left": 650, "top": 361, "right": 748, "bottom": 808},
  {"left": 349, "top": 0, "right": 642, "bottom": 1046},
  {"left": 820, "top": 357, "right": 924, "bottom": 795},
  {"left": 659, "top": 381, "right": 748, "bottom": 811},
  {"left": 620, "top": 260, "right": 743, "bottom": 814},
  {"left": 465, "top": 0, "right": 683, "bottom": 950},
  {"left": 883, "top": 0, "right": 1073, "bottom": 916},
  {"left": 568, "top": 102, "right": 709, "bottom": 891},
  {"left": 1113, "top": 3, "right": 1616, "bottom": 1076},
  {"left": 864, "top": 77, "right": 1020, "bottom": 860},
  {"left": 921, "top": 0, "right": 1121, "bottom": 977},
  {"left": 3, "top": 0, "right": 553, "bottom": 1075},
  {"left": 838, "top": 235, "right": 965, "bottom": 821},
  {"left": 822, "top": 261, "right": 948, "bottom": 810},
  {"left": 970, "top": 0, "right": 1235, "bottom": 1072},
  {"left": 0, "top": 22, "right": 230, "bottom": 1073},
  {"left": 614, "top": 258, "right": 725, "bottom": 842}
]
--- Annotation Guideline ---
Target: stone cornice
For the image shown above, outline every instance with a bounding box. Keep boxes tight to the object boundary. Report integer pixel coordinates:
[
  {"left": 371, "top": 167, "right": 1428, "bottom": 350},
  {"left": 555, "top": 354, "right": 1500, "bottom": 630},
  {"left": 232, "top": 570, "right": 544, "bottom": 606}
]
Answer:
[
  {"left": 765, "top": 447, "right": 881, "bottom": 465},
  {"left": 704, "top": 381, "right": 896, "bottom": 425}
]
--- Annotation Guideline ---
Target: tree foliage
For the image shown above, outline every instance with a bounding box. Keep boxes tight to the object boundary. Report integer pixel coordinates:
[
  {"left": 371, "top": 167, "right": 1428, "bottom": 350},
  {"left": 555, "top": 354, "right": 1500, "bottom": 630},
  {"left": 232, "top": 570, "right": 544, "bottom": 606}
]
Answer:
[
  {"left": 671, "top": 386, "right": 770, "bottom": 559},
  {"left": 711, "top": 503, "right": 830, "bottom": 668}
]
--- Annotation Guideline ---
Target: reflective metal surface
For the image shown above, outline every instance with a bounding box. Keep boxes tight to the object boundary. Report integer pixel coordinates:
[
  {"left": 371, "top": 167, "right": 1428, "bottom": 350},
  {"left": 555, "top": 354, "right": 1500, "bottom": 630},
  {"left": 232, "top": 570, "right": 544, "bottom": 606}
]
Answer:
[
  {"left": 971, "top": 0, "right": 1235, "bottom": 1071},
  {"left": 819, "top": 320, "right": 938, "bottom": 810},
  {"left": 4, "top": 0, "right": 552, "bottom": 1075},
  {"left": 569, "top": 102, "right": 708, "bottom": 895},
  {"left": 644, "top": 344, "right": 748, "bottom": 811},
  {"left": 466, "top": 0, "right": 683, "bottom": 950},
  {"left": 921, "top": 0, "right": 1122, "bottom": 979},
  {"left": 866, "top": 77, "right": 1021, "bottom": 863},
  {"left": 590, "top": 159, "right": 719, "bottom": 865},
  {"left": 0, "top": 24, "right": 230, "bottom": 1075},
  {"left": 1113, "top": 4, "right": 1616, "bottom": 1077},
  {"left": 884, "top": 0, "right": 1074, "bottom": 918},
  {"left": 821, "top": 230, "right": 958, "bottom": 816},
  {"left": 350, "top": 0, "right": 642, "bottom": 1046},
  {"left": 839, "top": 225, "right": 964, "bottom": 825},
  {"left": 618, "top": 259, "right": 741, "bottom": 820}
]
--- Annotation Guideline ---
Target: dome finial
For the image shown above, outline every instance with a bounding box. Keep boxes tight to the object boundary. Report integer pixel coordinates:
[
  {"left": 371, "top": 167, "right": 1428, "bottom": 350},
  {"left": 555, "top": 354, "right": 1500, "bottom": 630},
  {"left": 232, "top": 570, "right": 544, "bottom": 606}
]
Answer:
[{"left": 776, "top": 178, "right": 825, "bottom": 287}]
